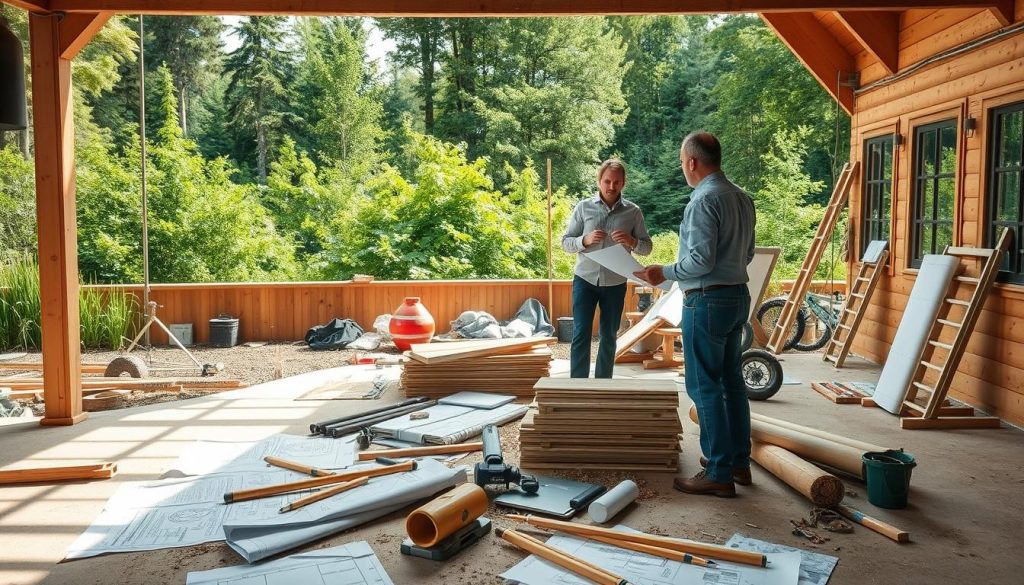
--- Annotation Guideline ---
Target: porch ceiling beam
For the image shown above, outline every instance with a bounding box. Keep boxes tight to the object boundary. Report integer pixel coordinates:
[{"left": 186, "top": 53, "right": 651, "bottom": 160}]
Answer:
[
  {"left": 58, "top": 11, "right": 111, "bottom": 59},
  {"left": 2, "top": 0, "right": 49, "bottom": 12},
  {"left": 37, "top": 0, "right": 1021, "bottom": 17},
  {"left": 986, "top": 1, "right": 1015, "bottom": 26},
  {"left": 761, "top": 12, "right": 855, "bottom": 115},
  {"left": 836, "top": 11, "right": 900, "bottom": 76}
]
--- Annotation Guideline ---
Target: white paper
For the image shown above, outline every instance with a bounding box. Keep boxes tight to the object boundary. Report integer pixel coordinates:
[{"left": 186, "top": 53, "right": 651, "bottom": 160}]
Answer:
[
  {"left": 583, "top": 245, "right": 674, "bottom": 290},
  {"left": 501, "top": 526, "right": 800, "bottom": 585},
  {"left": 371, "top": 402, "right": 527, "bottom": 444},
  {"left": 186, "top": 541, "right": 394, "bottom": 585},
  {"left": 724, "top": 535, "right": 837, "bottom": 585},
  {"left": 862, "top": 240, "right": 888, "bottom": 264},
  {"left": 166, "top": 434, "right": 357, "bottom": 477},
  {"left": 438, "top": 391, "right": 516, "bottom": 409}
]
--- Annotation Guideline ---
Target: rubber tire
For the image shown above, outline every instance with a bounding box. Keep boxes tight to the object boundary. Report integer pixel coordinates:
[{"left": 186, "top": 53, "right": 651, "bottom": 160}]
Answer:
[
  {"left": 104, "top": 355, "right": 149, "bottom": 378},
  {"left": 756, "top": 297, "right": 806, "bottom": 351},
  {"left": 794, "top": 313, "right": 833, "bottom": 352},
  {"left": 742, "top": 349, "right": 784, "bottom": 401},
  {"left": 739, "top": 322, "right": 754, "bottom": 353}
]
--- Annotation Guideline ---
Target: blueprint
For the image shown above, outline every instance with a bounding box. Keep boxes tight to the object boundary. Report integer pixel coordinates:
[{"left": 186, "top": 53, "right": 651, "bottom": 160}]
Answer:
[
  {"left": 186, "top": 541, "right": 394, "bottom": 585},
  {"left": 583, "top": 245, "right": 674, "bottom": 291},
  {"left": 166, "top": 434, "right": 357, "bottom": 477},
  {"left": 501, "top": 526, "right": 800, "bottom": 585},
  {"left": 371, "top": 402, "right": 527, "bottom": 444},
  {"left": 724, "top": 535, "right": 838, "bottom": 585}
]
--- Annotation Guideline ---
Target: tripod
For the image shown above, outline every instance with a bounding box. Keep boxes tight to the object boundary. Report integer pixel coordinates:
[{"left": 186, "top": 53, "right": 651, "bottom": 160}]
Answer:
[{"left": 125, "top": 301, "right": 222, "bottom": 376}]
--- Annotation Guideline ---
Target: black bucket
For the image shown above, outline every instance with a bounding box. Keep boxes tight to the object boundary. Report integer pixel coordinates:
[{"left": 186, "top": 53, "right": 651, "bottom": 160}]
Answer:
[
  {"left": 557, "top": 317, "right": 574, "bottom": 343},
  {"left": 209, "top": 315, "right": 239, "bottom": 348}
]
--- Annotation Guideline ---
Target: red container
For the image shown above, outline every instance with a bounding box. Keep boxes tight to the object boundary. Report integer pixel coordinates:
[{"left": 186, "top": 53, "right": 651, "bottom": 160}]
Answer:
[{"left": 390, "top": 297, "right": 435, "bottom": 351}]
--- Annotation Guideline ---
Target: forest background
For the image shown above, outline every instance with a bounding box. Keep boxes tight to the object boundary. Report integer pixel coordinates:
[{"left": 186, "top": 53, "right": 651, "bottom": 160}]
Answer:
[{"left": 0, "top": 11, "right": 850, "bottom": 285}]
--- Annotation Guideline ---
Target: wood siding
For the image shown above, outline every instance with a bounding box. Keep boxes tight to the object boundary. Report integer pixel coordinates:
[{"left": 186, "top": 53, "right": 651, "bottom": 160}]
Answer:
[{"left": 848, "top": 1, "right": 1024, "bottom": 426}]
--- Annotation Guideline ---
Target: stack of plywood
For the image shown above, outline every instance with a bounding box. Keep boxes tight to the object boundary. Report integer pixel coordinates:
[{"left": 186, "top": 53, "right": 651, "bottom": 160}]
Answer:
[
  {"left": 401, "top": 337, "right": 555, "bottom": 399},
  {"left": 519, "top": 378, "right": 682, "bottom": 472}
]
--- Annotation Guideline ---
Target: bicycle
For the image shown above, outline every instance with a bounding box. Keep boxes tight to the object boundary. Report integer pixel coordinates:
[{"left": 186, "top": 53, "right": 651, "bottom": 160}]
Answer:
[{"left": 754, "top": 291, "right": 844, "bottom": 353}]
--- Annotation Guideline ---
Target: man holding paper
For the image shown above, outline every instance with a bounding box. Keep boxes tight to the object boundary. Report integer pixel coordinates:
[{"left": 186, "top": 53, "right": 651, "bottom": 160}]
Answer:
[
  {"left": 634, "top": 132, "right": 756, "bottom": 498},
  {"left": 561, "top": 159, "right": 652, "bottom": 379}
]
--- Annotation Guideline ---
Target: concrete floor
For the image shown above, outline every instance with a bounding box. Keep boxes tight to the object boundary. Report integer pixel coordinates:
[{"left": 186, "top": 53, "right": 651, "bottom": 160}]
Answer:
[{"left": 1, "top": 353, "right": 1023, "bottom": 584}]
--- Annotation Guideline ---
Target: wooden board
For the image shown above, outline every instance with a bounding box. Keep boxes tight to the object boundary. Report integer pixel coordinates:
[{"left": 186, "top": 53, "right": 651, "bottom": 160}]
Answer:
[
  {"left": 407, "top": 337, "right": 556, "bottom": 364},
  {"left": 0, "top": 462, "right": 117, "bottom": 484}
]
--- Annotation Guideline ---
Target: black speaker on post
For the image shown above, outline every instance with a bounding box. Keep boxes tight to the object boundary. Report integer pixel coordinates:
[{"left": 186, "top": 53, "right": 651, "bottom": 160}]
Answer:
[{"left": 0, "top": 17, "right": 28, "bottom": 131}]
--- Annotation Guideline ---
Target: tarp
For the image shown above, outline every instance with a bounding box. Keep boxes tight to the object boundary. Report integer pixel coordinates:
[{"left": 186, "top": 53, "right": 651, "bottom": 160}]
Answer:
[
  {"left": 305, "top": 318, "right": 365, "bottom": 350},
  {"left": 450, "top": 297, "right": 554, "bottom": 339}
]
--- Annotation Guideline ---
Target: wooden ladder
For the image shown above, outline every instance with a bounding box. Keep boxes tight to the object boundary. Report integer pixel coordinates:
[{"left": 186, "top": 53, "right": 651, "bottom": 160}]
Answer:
[
  {"left": 899, "top": 229, "right": 1011, "bottom": 430},
  {"left": 766, "top": 162, "right": 858, "bottom": 354},
  {"left": 823, "top": 241, "right": 889, "bottom": 368}
]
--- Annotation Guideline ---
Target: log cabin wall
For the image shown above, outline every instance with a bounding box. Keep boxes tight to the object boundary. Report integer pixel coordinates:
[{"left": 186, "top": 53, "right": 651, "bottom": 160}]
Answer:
[{"left": 845, "top": 3, "right": 1024, "bottom": 426}]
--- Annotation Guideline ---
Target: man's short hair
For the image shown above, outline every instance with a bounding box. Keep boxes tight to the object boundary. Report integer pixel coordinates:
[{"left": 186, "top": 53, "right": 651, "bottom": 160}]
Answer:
[
  {"left": 597, "top": 159, "right": 627, "bottom": 180},
  {"left": 681, "top": 132, "right": 722, "bottom": 168}
]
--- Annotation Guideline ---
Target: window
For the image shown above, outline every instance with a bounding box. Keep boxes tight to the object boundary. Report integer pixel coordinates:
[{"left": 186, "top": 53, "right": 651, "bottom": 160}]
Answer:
[
  {"left": 988, "top": 102, "right": 1024, "bottom": 283},
  {"left": 911, "top": 119, "right": 958, "bottom": 268},
  {"left": 862, "top": 135, "right": 894, "bottom": 256}
]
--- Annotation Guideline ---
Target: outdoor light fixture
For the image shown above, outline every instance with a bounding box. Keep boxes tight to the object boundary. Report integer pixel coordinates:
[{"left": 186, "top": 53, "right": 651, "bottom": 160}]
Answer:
[
  {"left": 964, "top": 117, "right": 977, "bottom": 138},
  {"left": 894, "top": 133, "right": 904, "bottom": 148},
  {"left": 0, "top": 16, "right": 28, "bottom": 131}
]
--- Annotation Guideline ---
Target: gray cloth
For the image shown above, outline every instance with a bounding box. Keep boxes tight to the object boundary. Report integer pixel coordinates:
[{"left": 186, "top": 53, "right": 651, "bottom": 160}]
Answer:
[
  {"left": 662, "top": 171, "right": 756, "bottom": 290},
  {"left": 451, "top": 297, "right": 554, "bottom": 339},
  {"left": 561, "top": 194, "right": 652, "bottom": 286}
]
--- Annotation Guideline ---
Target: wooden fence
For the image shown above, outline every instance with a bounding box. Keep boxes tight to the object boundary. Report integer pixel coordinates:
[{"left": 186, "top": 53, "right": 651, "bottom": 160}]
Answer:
[{"left": 85, "top": 278, "right": 845, "bottom": 345}]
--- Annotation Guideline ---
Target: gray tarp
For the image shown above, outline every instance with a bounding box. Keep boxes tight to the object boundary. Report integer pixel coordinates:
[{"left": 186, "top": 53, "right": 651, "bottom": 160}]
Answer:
[{"left": 450, "top": 297, "right": 554, "bottom": 339}]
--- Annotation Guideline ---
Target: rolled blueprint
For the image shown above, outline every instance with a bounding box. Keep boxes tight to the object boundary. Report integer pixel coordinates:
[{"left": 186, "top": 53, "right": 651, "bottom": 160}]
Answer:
[{"left": 587, "top": 480, "right": 639, "bottom": 523}]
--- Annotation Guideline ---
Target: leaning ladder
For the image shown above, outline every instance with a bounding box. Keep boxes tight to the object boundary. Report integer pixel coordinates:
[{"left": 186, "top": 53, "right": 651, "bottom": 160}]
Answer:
[
  {"left": 766, "top": 162, "right": 858, "bottom": 354},
  {"left": 899, "top": 229, "right": 1011, "bottom": 430},
  {"left": 823, "top": 241, "right": 889, "bottom": 368}
]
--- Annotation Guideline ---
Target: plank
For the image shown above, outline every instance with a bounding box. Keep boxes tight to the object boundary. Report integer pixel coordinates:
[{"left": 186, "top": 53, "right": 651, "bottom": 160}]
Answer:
[{"left": 0, "top": 462, "right": 117, "bottom": 484}]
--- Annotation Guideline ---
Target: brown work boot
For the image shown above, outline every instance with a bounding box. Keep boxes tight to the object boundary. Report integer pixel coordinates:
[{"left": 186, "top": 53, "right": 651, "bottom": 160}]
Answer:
[
  {"left": 699, "top": 456, "right": 753, "bottom": 486},
  {"left": 673, "top": 470, "right": 736, "bottom": 498}
]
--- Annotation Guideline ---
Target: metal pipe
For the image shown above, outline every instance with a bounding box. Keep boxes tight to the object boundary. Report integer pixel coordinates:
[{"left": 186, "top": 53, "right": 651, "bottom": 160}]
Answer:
[
  {"left": 137, "top": 14, "right": 151, "bottom": 346},
  {"left": 309, "top": 396, "right": 431, "bottom": 434},
  {"left": 324, "top": 401, "right": 436, "bottom": 438}
]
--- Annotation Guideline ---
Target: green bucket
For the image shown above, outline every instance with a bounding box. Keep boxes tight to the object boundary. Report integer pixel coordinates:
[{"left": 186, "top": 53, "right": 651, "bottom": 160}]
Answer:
[{"left": 862, "top": 450, "right": 916, "bottom": 509}]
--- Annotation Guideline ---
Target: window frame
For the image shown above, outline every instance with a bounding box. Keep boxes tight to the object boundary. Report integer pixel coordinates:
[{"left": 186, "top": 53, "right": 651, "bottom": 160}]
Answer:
[
  {"left": 909, "top": 118, "right": 959, "bottom": 268},
  {"left": 986, "top": 101, "right": 1024, "bottom": 284},
  {"left": 861, "top": 134, "right": 895, "bottom": 259}
]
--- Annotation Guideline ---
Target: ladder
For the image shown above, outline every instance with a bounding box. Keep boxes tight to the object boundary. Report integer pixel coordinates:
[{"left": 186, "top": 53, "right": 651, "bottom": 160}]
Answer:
[
  {"left": 823, "top": 241, "right": 889, "bottom": 368},
  {"left": 766, "top": 162, "right": 858, "bottom": 354},
  {"left": 899, "top": 229, "right": 1011, "bottom": 430}
]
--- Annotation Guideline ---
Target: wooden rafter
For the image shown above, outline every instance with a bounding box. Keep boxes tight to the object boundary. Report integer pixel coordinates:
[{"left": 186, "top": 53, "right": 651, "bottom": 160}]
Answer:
[
  {"left": 761, "top": 12, "right": 856, "bottom": 114},
  {"left": 10, "top": 0, "right": 1016, "bottom": 16},
  {"left": 835, "top": 11, "right": 900, "bottom": 76},
  {"left": 986, "top": 1, "right": 1015, "bottom": 25},
  {"left": 2, "top": 0, "right": 48, "bottom": 12},
  {"left": 58, "top": 11, "right": 110, "bottom": 59}
]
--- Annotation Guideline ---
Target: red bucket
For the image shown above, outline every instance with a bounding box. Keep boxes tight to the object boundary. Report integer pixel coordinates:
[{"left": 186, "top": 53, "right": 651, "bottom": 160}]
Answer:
[{"left": 389, "top": 297, "right": 435, "bottom": 351}]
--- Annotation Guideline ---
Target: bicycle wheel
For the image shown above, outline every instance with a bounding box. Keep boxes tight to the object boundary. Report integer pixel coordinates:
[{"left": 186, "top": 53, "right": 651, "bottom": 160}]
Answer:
[
  {"left": 756, "top": 297, "right": 806, "bottom": 351},
  {"left": 794, "top": 309, "right": 833, "bottom": 352}
]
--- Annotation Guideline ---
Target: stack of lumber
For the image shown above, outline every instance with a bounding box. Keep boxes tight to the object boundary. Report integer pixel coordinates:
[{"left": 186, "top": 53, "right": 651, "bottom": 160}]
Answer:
[
  {"left": 520, "top": 378, "right": 682, "bottom": 472},
  {"left": 401, "top": 337, "right": 555, "bottom": 399}
]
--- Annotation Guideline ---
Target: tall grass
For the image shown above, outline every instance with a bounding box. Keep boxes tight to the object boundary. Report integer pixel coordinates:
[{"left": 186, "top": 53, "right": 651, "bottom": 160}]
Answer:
[{"left": 0, "top": 255, "right": 140, "bottom": 351}]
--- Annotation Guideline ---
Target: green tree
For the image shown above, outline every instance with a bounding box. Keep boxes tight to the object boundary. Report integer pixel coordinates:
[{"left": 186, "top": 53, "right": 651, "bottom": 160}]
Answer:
[
  {"left": 375, "top": 18, "right": 444, "bottom": 133},
  {"left": 0, "top": 146, "right": 36, "bottom": 259},
  {"left": 223, "top": 16, "right": 295, "bottom": 183},
  {"left": 145, "top": 16, "right": 224, "bottom": 136}
]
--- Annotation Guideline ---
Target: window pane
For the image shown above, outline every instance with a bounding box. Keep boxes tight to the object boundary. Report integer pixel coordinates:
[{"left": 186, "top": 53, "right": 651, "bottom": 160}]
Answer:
[
  {"left": 997, "top": 172, "right": 1021, "bottom": 221},
  {"left": 920, "top": 224, "right": 933, "bottom": 256},
  {"left": 920, "top": 178, "right": 934, "bottom": 220},
  {"left": 999, "top": 110, "right": 1023, "bottom": 168},
  {"left": 868, "top": 143, "right": 881, "bottom": 180},
  {"left": 938, "top": 176, "right": 956, "bottom": 220},
  {"left": 936, "top": 222, "right": 953, "bottom": 252},
  {"left": 920, "top": 129, "right": 937, "bottom": 176},
  {"left": 880, "top": 219, "right": 890, "bottom": 241},
  {"left": 940, "top": 124, "right": 957, "bottom": 174},
  {"left": 883, "top": 141, "right": 894, "bottom": 176},
  {"left": 881, "top": 186, "right": 891, "bottom": 223}
]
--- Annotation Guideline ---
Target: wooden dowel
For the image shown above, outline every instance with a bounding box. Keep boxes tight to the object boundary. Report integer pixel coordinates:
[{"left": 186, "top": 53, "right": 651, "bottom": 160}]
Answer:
[
  {"left": 496, "top": 528, "right": 628, "bottom": 585},
  {"left": 586, "top": 533, "right": 715, "bottom": 567},
  {"left": 505, "top": 514, "right": 766, "bottom": 567},
  {"left": 0, "top": 462, "right": 117, "bottom": 484},
  {"left": 264, "top": 456, "right": 335, "bottom": 477},
  {"left": 224, "top": 460, "right": 416, "bottom": 503},
  {"left": 356, "top": 442, "right": 483, "bottom": 461},
  {"left": 835, "top": 504, "right": 910, "bottom": 543},
  {"left": 749, "top": 410, "right": 887, "bottom": 453},
  {"left": 751, "top": 441, "right": 845, "bottom": 507},
  {"left": 278, "top": 476, "right": 368, "bottom": 513}
]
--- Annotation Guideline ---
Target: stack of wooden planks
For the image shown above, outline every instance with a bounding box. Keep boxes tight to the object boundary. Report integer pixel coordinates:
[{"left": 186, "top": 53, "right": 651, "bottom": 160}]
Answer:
[
  {"left": 520, "top": 378, "right": 682, "bottom": 472},
  {"left": 401, "top": 337, "right": 555, "bottom": 399}
]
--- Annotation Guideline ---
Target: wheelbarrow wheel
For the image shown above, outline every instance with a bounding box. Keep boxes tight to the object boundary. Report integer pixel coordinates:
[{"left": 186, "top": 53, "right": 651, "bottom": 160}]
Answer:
[
  {"left": 742, "top": 349, "right": 783, "bottom": 401},
  {"left": 739, "top": 322, "right": 754, "bottom": 352},
  {"left": 104, "top": 355, "right": 149, "bottom": 378}
]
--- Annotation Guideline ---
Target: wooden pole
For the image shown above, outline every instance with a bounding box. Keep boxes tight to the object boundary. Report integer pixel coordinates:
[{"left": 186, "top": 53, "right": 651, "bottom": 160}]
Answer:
[
  {"left": 835, "top": 504, "right": 910, "bottom": 543},
  {"left": 585, "top": 533, "right": 714, "bottom": 567},
  {"left": 547, "top": 158, "right": 554, "bottom": 324},
  {"left": 749, "top": 411, "right": 888, "bottom": 453},
  {"left": 505, "top": 514, "right": 766, "bottom": 567},
  {"left": 357, "top": 442, "right": 482, "bottom": 461},
  {"left": 751, "top": 441, "right": 845, "bottom": 507},
  {"left": 264, "top": 456, "right": 335, "bottom": 477},
  {"left": 29, "top": 13, "right": 85, "bottom": 426},
  {"left": 278, "top": 476, "right": 368, "bottom": 513},
  {"left": 223, "top": 460, "right": 416, "bottom": 503},
  {"left": 496, "top": 528, "right": 627, "bottom": 585}
]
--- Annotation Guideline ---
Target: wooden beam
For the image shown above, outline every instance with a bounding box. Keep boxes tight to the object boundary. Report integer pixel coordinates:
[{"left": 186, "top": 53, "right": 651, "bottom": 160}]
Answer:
[
  {"left": 58, "top": 11, "right": 111, "bottom": 60},
  {"left": 836, "top": 11, "right": 900, "bottom": 76},
  {"left": 1, "top": 0, "right": 50, "bottom": 13},
  {"left": 28, "top": 12, "right": 86, "bottom": 426},
  {"left": 37, "top": 0, "right": 1022, "bottom": 17},
  {"left": 986, "top": 1, "right": 1015, "bottom": 26},
  {"left": 761, "top": 12, "right": 855, "bottom": 114}
]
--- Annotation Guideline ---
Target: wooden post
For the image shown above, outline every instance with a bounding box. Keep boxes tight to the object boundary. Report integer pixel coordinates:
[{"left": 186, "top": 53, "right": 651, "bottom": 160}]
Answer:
[
  {"left": 29, "top": 13, "right": 85, "bottom": 426},
  {"left": 546, "top": 158, "right": 554, "bottom": 323}
]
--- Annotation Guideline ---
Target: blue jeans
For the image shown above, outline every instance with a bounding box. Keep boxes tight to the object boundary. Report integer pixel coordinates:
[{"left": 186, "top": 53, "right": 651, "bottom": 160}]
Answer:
[
  {"left": 570, "top": 276, "right": 626, "bottom": 378},
  {"left": 682, "top": 285, "right": 751, "bottom": 483}
]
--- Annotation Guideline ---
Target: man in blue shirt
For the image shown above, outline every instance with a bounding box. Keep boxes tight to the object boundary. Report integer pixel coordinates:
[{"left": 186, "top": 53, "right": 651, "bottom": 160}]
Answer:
[
  {"left": 635, "top": 132, "right": 756, "bottom": 498},
  {"left": 562, "top": 159, "right": 653, "bottom": 378}
]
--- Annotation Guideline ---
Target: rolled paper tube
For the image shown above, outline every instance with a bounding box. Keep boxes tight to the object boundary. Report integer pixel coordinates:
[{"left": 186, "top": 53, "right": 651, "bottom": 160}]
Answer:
[
  {"left": 750, "top": 441, "right": 845, "bottom": 507},
  {"left": 688, "top": 405, "right": 868, "bottom": 479},
  {"left": 588, "top": 480, "right": 639, "bottom": 523},
  {"left": 405, "top": 483, "right": 489, "bottom": 548}
]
